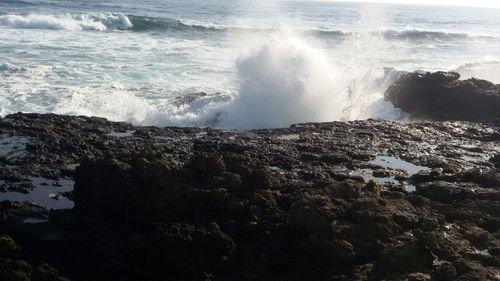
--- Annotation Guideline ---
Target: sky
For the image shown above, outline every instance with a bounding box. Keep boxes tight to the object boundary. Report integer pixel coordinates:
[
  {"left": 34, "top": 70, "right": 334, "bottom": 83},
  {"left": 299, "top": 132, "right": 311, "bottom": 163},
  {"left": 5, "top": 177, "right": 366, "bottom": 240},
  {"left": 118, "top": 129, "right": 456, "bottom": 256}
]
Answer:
[{"left": 334, "top": 0, "right": 500, "bottom": 8}]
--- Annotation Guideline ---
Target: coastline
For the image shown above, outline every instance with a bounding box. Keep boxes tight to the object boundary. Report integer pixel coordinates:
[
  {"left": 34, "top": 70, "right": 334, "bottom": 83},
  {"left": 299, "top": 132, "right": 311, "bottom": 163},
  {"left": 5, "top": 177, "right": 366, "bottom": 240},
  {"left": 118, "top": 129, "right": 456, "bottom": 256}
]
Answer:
[{"left": 0, "top": 110, "right": 499, "bottom": 280}]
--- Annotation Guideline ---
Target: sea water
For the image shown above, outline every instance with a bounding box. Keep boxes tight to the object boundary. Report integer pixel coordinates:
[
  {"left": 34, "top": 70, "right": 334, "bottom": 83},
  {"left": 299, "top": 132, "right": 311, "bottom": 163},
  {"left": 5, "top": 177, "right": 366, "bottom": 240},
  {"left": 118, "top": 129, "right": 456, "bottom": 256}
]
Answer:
[{"left": 1, "top": 0, "right": 499, "bottom": 128}]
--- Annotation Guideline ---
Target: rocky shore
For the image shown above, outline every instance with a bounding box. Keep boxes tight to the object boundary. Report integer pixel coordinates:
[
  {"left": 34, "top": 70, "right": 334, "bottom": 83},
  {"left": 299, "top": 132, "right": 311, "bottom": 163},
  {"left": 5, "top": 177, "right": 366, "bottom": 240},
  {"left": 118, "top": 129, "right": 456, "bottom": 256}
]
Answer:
[{"left": 1, "top": 72, "right": 500, "bottom": 281}]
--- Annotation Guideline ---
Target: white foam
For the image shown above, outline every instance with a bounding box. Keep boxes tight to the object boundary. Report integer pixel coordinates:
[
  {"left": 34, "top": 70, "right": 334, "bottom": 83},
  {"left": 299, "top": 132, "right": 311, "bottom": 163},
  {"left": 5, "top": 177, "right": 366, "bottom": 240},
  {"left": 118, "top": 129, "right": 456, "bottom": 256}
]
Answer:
[{"left": 0, "top": 13, "right": 132, "bottom": 31}]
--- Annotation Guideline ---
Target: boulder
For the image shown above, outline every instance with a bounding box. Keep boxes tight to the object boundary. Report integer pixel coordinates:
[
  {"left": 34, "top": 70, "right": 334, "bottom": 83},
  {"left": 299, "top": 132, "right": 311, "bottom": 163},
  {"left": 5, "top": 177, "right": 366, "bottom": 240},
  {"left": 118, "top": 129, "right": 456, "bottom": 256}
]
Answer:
[{"left": 385, "top": 71, "right": 500, "bottom": 121}]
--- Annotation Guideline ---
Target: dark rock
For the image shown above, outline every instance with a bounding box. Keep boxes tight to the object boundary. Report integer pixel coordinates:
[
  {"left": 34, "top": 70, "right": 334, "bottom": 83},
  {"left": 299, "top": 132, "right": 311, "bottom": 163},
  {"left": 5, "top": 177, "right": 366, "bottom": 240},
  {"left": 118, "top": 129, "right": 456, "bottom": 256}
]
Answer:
[
  {"left": 32, "top": 264, "right": 59, "bottom": 281},
  {"left": 0, "top": 259, "right": 32, "bottom": 281},
  {"left": 372, "top": 170, "right": 391, "bottom": 178},
  {"left": 415, "top": 181, "right": 477, "bottom": 203},
  {"left": 0, "top": 113, "right": 500, "bottom": 281},
  {"left": 320, "top": 152, "right": 350, "bottom": 165},
  {"left": 328, "top": 180, "right": 368, "bottom": 199},
  {"left": 490, "top": 154, "right": 500, "bottom": 168},
  {"left": 385, "top": 71, "right": 500, "bottom": 121},
  {"left": 432, "top": 262, "right": 457, "bottom": 281},
  {"left": 0, "top": 235, "right": 19, "bottom": 258},
  {"left": 0, "top": 201, "right": 47, "bottom": 226},
  {"left": 379, "top": 241, "right": 433, "bottom": 273},
  {"left": 458, "top": 168, "right": 500, "bottom": 188},
  {"left": 289, "top": 193, "right": 336, "bottom": 232}
]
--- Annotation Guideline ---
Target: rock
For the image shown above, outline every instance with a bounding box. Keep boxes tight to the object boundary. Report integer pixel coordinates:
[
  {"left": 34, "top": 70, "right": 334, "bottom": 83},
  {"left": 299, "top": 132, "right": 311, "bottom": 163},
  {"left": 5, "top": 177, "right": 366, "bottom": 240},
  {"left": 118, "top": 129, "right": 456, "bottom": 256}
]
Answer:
[
  {"left": 32, "top": 264, "right": 59, "bottom": 281},
  {"left": 458, "top": 168, "right": 500, "bottom": 188},
  {"left": 328, "top": 180, "right": 367, "bottom": 199},
  {"left": 0, "top": 201, "right": 47, "bottom": 226},
  {"left": 380, "top": 241, "right": 433, "bottom": 273},
  {"left": 74, "top": 158, "right": 136, "bottom": 221},
  {"left": 0, "top": 235, "right": 19, "bottom": 258},
  {"left": 372, "top": 170, "right": 391, "bottom": 178},
  {"left": 385, "top": 71, "right": 500, "bottom": 121},
  {"left": 490, "top": 154, "right": 500, "bottom": 168},
  {"left": 0, "top": 113, "right": 500, "bottom": 281},
  {"left": 289, "top": 193, "right": 336, "bottom": 233},
  {"left": 186, "top": 153, "right": 226, "bottom": 176},
  {"left": 463, "top": 226, "right": 493, "bottom": 248},
  {"left": 320, "top": 152, "right": 351, "bottom": 165},
  {"left": 415, "top": 181, "right": 477, "bottom": 203},
  {"left": 432, "top": 262, "right": 457, "bottom": 281},
  {"left": 406, "top": 272, "right": 432, "bottom": 281},
  {"left": 0, "top": 259, "right": 32, "bottom": 281}
]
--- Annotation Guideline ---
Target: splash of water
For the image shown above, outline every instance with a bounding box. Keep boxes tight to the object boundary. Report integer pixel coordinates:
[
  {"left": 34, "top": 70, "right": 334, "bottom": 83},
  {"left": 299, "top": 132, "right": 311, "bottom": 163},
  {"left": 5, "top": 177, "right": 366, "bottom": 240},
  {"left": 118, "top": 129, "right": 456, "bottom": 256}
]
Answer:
[
  {"left": 222, "top": 31, "right": 346, "bottom": 129},
  {"left": 220, "top": 4, "right": 404, "bottom": 128}
]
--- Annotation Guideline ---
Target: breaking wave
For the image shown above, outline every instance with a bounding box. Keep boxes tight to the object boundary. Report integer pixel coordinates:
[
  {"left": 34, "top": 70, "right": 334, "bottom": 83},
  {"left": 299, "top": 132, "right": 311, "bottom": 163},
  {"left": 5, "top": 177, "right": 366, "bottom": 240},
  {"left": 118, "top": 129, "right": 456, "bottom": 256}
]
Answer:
[
  {"left": 0, "top": 13, "right": 132, "bottom": 31},
  {"left": 0, "top": 12, "right": 496, "bottom": 42}
]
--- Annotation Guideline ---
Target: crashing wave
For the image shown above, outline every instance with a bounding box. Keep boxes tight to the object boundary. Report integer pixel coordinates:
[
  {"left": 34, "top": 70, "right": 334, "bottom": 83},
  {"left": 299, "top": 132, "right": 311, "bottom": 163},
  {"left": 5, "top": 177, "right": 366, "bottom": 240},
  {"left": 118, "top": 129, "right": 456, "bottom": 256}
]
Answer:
[{"left": 0, "top": 13, "right": 132, "bottom": 31}]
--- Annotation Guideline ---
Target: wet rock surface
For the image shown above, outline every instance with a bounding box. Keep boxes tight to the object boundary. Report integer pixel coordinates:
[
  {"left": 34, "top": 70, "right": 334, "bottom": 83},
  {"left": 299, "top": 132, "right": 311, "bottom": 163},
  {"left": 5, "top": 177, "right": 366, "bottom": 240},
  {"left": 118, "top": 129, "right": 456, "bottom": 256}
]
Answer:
[
  {"left": 385, "top": 71, "right": 500, "bottom": 121},
  {"left": 0, "top": 112, "right": 499, "bottom": 280}
]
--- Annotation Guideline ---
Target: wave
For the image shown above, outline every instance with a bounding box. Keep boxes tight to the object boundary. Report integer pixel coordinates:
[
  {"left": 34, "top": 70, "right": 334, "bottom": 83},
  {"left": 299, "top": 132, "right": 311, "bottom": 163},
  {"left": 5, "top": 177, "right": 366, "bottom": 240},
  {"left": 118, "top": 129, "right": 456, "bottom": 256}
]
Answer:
[
  {"left": 127, "top": 15, "right": 222, "bottom": 32},
  {"left": 382, "top": 29, "right": 470, "bottom": 40},
  {"left": 0, "top": 13, "right": 132, "bottom": 31},
  {"left": 0, "top": 12, "right": 496, "bottom": 42}
]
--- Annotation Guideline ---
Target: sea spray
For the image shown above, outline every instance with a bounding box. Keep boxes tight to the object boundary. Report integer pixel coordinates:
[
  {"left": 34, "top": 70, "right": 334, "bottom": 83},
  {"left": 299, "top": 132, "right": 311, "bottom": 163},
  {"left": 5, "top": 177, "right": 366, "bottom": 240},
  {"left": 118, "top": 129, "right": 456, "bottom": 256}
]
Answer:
[
  {"left": 221, "top": 3, "right": 403, "bottom": 128},
  {"left": 454, "top": 56, "right": 500, "bottom": 83},
  {"left": 222, "top": 31, "right": 346, "bottom": 129}
]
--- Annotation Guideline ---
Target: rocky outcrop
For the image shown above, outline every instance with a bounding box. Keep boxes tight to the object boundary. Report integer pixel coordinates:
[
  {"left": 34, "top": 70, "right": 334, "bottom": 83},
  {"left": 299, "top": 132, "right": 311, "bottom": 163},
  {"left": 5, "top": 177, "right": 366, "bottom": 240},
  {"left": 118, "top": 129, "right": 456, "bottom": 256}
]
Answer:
[
  {"left": 0, "top": 113, "right": 499, "bottom": 280},
  {"left": 385, "top": 71, "right": 500, "bottom": 121}
]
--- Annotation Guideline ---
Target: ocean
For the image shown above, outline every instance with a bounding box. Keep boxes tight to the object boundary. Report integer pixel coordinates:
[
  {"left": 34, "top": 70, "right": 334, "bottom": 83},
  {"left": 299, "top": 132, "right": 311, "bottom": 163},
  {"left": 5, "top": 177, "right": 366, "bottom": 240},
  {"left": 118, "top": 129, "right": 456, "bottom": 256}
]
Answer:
[{"left": 1, "top": 0, "right": 499, "bottom": 128}]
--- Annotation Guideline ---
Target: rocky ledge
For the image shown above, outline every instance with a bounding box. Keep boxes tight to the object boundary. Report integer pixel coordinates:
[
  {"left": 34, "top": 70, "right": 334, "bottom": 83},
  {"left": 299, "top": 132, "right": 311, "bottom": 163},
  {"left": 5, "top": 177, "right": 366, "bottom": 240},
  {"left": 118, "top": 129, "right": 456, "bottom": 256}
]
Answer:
[
  {"left": 0, "top": 111, "right": 499, "bottom": 281},
  {"left": 385, "top": 71, "right": 500, "bottom": 122}
]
